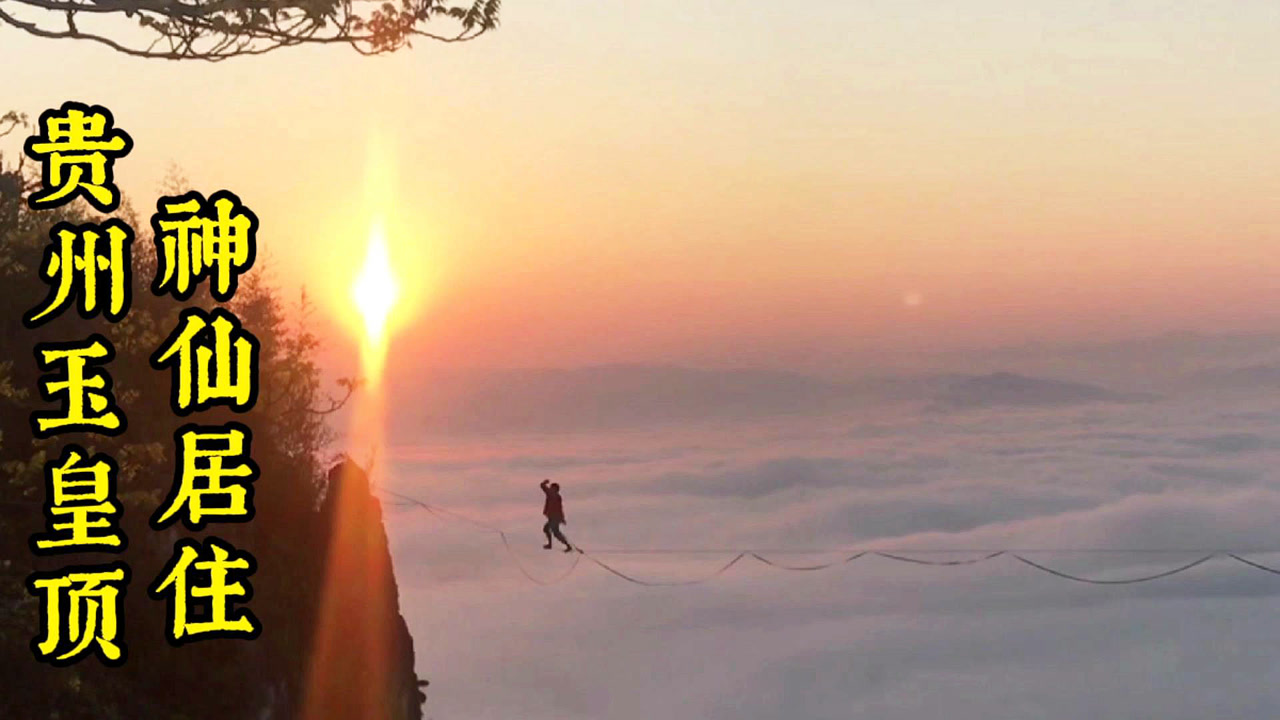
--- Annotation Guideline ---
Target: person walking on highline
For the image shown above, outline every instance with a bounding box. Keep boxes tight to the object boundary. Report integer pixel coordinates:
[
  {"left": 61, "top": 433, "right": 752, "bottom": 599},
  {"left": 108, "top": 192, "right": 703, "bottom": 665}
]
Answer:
[{"left": 540, "top": 480, "right": 573, "bottom": 552}]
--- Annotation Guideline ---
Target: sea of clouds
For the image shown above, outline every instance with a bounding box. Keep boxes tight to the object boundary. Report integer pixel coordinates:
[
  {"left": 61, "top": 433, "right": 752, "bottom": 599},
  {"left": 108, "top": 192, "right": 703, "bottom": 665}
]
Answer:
[{"left": 373, "top": 337, "right": 1280, "bottom": 720}]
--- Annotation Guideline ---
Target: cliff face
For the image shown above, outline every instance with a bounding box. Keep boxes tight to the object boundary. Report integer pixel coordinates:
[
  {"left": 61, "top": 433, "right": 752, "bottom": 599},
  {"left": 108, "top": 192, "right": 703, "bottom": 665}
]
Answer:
[
  {"left": 1, "top": 457, "right": 425, "bottom": 720},
  {"left": 300, "top": 460, "right": 425, "bottom": 720}
]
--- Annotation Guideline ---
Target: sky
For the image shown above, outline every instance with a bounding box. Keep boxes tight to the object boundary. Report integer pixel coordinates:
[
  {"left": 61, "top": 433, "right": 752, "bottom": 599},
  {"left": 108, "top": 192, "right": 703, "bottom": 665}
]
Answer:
[{"left": 4, "top": 0, "right": 1280, "bottom": 373}]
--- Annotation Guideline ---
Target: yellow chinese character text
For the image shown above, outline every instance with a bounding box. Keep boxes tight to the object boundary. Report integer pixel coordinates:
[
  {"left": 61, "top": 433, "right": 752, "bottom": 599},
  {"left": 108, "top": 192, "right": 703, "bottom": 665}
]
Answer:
[
  {"left": 151, "top": 190, "right": 258, "bottom": 302},
  {"left": 24, "top": 219, "right": 133, "bottom": 327},
  {"left": 31, "top": 445, "right": 125, "bottom": 553},
  {"left": 150, "top": 537, "right": 260, "bottom": 644},
  {"left": 23, "top": 102, "right": 133, "bottom": 212},
  {"left": 32, "top": 335, "right": 125, "bottom": 437},
  {"left": 152, "top": 423, "right": 258, "bottom": 530},
  {"left": 150, "top": 307, "right": 259, "bottom": 414},
  {"left": 27, "top": 563, "right": 129, "bottom": 666}
]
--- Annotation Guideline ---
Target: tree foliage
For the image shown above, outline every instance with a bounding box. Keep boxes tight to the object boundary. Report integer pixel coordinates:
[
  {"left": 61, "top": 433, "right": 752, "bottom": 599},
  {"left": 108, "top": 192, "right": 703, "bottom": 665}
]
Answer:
[
  {"left": 0, "top": 0, "right": 499, "bottom": 60},
  {"left": 0, "top": 115, "right": 423, "bottom": 718}
]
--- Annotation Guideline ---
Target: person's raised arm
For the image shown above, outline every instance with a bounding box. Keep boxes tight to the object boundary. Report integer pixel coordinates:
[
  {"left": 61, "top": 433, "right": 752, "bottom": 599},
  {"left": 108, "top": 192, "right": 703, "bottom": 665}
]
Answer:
[{"left": 540, "top": 479, "right": 550, "bottom": 492}]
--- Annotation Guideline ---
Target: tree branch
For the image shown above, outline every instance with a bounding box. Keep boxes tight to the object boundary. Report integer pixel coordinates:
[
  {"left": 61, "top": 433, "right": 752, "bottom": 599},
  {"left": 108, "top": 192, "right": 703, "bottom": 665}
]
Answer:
[{"left": 0, "top": 0, "right": 495, "bottom": 60}]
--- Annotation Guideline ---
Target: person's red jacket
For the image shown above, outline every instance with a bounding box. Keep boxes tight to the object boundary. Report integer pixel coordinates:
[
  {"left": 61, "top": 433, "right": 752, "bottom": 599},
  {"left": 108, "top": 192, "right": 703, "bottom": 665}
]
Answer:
[{"left": 542, "top": 485, "right": 565, "bottom": 522}]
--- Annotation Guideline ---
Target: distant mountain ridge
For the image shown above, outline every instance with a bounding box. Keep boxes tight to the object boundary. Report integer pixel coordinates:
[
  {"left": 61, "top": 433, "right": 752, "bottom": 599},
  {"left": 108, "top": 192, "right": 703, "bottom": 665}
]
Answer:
[
  {"left": 406, "top": 364, "right": 855, "bottom": 434},
  {"left": 1189, "top": 364, "right": 1280, "bottom": 391},
  {"left": 934, "top": 371, "right": 1154, "bottom": 409},
  {"left": 381, "top": 365, "right": 1150, "bottom": 435}
]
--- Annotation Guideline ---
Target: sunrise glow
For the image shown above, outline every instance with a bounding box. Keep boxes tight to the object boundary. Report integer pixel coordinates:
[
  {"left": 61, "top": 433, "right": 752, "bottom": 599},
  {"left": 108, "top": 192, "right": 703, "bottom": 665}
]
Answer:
[{"left": 351, "top": 221, "right": 400, "bottom": 381}]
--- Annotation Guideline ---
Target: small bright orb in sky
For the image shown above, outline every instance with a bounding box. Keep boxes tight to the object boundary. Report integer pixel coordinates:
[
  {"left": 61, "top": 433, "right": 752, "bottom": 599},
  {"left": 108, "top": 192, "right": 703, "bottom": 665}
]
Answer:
[
  {"left": 352, "top": 222, "right": 399, "bottom": 380},
  {"left": 903, "top": 291, "right": 925, "bottom": 308}
]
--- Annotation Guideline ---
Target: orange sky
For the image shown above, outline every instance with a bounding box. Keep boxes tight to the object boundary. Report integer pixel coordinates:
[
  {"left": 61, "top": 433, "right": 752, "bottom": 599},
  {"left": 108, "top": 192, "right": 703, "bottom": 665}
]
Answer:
[{"left": 3, "top": 0, "right": 1279, "bottom": 372}]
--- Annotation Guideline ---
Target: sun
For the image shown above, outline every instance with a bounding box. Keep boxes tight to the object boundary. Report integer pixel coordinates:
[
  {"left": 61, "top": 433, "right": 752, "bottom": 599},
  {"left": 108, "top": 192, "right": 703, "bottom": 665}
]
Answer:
[{"left": 352, "top": 221, "right": 400, "bottom": 381}]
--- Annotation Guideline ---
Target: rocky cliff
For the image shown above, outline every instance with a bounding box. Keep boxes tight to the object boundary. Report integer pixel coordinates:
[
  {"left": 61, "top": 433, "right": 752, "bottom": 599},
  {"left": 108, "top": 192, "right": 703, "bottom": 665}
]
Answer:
[{"left": 301, "top": 458, "right": 426, "bottom": 720}]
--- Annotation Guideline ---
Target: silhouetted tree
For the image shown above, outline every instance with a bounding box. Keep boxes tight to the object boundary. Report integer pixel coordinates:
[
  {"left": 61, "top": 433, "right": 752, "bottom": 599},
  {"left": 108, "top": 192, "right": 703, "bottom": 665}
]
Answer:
[{"left": 0, "top": 113, "right": 424, "bottom": 719}]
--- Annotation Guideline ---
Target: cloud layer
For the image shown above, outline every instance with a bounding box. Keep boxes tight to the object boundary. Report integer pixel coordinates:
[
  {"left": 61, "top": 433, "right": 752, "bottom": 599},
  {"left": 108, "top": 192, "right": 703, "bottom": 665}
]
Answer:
[{"left": 375, "top": 358, "right": 1280, "bottom": 720}]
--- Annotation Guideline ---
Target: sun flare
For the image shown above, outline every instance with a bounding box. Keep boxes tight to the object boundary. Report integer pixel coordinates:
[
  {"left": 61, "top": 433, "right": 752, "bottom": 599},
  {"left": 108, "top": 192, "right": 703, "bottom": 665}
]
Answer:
[{"left": 352, "top": 222, "right": 399, "bottom": 381}]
